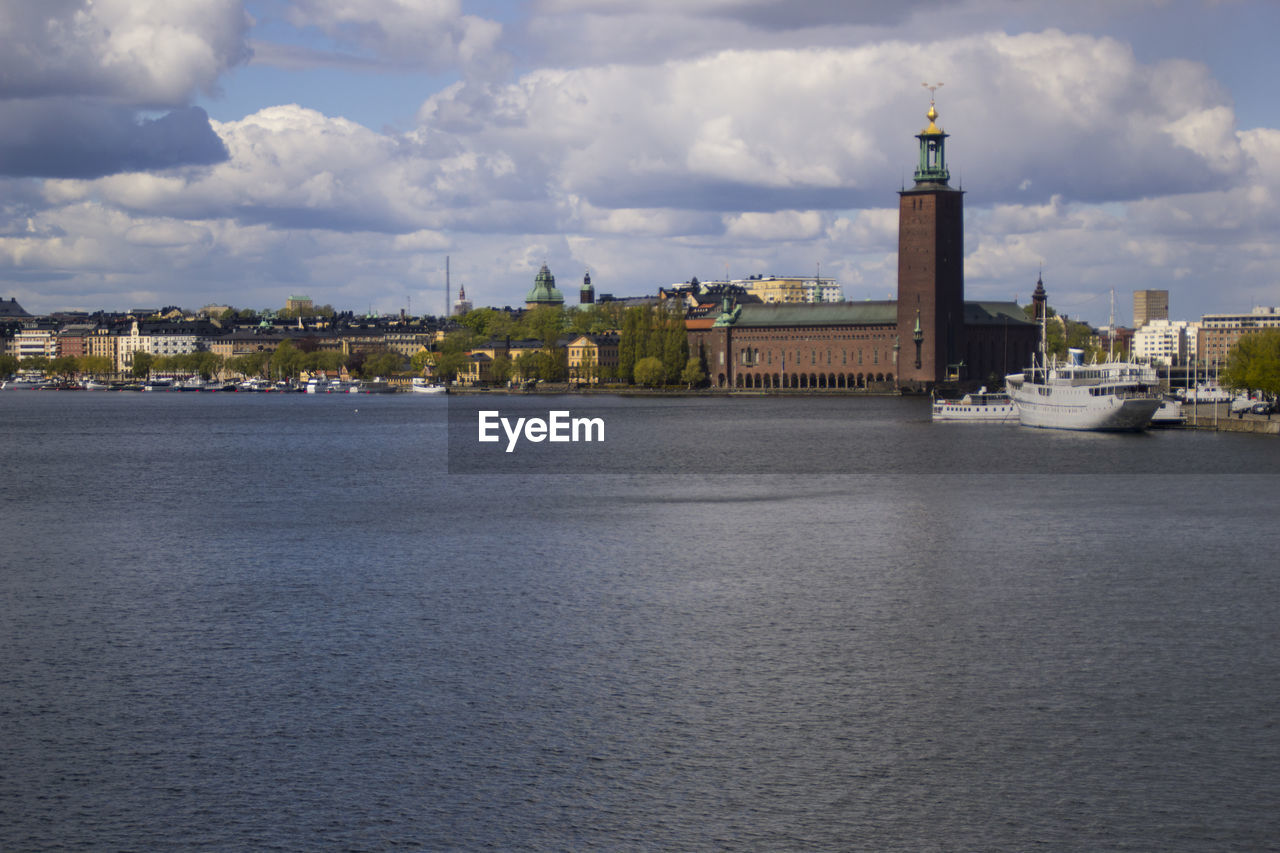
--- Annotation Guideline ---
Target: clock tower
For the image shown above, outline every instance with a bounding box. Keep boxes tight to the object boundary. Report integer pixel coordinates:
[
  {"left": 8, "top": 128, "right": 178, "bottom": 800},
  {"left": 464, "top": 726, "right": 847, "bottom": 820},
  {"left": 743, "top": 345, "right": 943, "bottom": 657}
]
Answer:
[{"left": 897, "top": 91, "right": 965, "bottom": 388}]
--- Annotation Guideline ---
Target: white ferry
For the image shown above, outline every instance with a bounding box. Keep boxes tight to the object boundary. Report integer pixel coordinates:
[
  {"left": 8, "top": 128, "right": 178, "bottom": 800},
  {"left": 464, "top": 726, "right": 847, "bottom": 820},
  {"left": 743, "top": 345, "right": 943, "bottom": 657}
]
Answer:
[
  {"left": 931, "top": 387, "right": 1017, "bottom": 422},
  {"left": 1006, "top": 348, "right": 1161, "bottom": 431},
  {"left": 411, "top": 377, "right": 447, "bottom": 394}
]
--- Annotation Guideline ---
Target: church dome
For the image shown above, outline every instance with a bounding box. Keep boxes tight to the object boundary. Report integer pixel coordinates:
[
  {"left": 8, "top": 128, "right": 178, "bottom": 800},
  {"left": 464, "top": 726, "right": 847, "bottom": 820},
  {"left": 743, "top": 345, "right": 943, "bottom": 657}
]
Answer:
[{"left": 525, "top": 264, "right": 565, "bottom": 306}]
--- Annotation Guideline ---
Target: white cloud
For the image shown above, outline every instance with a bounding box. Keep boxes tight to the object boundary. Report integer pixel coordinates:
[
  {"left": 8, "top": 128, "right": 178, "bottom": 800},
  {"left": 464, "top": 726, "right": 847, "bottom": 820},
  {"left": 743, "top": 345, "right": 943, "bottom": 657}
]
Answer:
[
  {"left": 724, "top": 210, "right": 824, "bottom": 241},
  {"left": 282, "top": 0, "right": 501, "bottom": 69},
  {"left": 0, "top": 0, "right": 250, "bottom": 105}
]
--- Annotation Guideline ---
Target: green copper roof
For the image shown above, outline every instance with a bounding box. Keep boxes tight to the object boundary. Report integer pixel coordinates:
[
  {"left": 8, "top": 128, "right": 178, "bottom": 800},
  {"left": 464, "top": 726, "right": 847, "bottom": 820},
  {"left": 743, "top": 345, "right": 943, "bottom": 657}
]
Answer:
[
  {"left": 730, "top": 302, "right": 898, "bottom": 327},
  {"left": 963, "top": 301, "right": 1035, "bottom": 326},
  {"left": 525, "top": 264, "right": 565, "bottom": 305}
]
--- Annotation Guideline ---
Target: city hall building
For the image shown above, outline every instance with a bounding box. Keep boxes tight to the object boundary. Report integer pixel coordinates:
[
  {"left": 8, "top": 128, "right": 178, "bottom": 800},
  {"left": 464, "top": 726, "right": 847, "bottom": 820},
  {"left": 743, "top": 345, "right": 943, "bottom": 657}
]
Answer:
[{"left": 689, "top": 101, "right": 1037, "bottom": 391}]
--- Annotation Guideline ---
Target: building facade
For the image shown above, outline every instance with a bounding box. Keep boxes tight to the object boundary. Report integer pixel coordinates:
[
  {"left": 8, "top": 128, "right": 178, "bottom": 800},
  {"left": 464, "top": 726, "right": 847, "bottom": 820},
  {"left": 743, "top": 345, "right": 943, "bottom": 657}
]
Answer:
[
  {"left": 688, "top": 100, "right": 1037, "bottom": 391},
  {"left": 567, "top": 333, "right": 619, "bottom": 383},
  {"left": 1199, "top": 307, "right": 1280, "bottom": 366},
  {"left": 1132, "top": 318, "right": 1189, "bottom": 366},
  {"left": 1133, "top": 289, "right": 1169, "bottom": 328}
]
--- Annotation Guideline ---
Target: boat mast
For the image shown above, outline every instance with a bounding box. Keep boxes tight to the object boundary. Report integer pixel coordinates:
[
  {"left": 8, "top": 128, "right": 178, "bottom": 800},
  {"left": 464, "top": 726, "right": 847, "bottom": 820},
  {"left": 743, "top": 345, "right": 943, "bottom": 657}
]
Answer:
[{"left": 1109, "top": 288, "right": 1116, "bottom": 362}]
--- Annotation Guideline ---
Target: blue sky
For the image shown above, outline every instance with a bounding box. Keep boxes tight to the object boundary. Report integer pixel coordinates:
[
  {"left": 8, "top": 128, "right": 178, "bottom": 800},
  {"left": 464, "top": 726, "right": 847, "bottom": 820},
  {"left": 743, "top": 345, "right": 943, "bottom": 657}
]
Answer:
[{"left": 3, "top": 0, "right": 1279, "bottom": 326}]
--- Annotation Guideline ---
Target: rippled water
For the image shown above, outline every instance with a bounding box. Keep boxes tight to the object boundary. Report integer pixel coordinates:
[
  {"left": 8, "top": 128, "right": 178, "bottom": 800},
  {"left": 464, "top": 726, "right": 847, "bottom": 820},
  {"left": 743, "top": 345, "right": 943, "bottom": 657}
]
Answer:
[{"left": 2, "top": 392, "right": 1279, "bottom": 851}]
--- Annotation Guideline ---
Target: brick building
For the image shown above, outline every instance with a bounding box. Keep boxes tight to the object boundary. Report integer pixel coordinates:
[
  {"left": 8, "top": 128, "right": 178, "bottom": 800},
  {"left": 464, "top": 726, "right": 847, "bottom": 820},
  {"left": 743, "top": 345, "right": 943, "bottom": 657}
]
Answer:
[{"left": 689, "top": 99, "right": 1037, "bottom": 391}]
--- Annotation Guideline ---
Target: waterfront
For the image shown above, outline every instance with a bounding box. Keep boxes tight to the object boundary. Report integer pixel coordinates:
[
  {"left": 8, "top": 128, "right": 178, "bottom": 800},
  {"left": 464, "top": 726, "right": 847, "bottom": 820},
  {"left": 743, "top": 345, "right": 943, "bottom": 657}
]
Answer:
[{"left": 3, "top": 393, "right": 1280, "bottom": 850}]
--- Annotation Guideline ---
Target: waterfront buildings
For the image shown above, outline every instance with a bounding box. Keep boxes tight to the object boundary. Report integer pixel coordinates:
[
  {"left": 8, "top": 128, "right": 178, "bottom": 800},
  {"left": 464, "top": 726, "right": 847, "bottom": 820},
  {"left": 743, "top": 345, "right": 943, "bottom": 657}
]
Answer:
[
  {"left": 1132, "top": 318, "right": 1191, "bottom": 366},
  {"left": 567, "top": 334, "right": 619, "bottom": 383},
  {"left": 1199, "top": 307, "right": 1280, "bottom": 366},
  {"left": 688, "top": 99, "right": 1038, "bottom": 390}
]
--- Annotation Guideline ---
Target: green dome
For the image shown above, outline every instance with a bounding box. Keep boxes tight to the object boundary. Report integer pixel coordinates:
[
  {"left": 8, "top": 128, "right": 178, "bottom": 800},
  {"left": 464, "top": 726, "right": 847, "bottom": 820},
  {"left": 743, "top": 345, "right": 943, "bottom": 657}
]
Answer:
[{"left": 525, "top": 264, "right": 564, "bottom": 306}]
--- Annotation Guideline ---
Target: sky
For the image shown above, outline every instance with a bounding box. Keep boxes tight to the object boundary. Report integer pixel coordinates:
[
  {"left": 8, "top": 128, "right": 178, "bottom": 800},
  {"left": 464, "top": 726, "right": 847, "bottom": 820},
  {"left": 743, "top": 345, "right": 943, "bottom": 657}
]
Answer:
[{"left": 2, "top": 0, "right": 1278, "bottom": 327}]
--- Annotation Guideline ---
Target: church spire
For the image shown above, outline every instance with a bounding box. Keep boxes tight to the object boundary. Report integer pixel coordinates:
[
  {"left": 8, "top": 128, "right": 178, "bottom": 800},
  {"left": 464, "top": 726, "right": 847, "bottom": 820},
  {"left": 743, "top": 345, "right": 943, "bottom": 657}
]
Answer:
[{"left": 914, "top": 83, "right": 950, "bottom": 186}]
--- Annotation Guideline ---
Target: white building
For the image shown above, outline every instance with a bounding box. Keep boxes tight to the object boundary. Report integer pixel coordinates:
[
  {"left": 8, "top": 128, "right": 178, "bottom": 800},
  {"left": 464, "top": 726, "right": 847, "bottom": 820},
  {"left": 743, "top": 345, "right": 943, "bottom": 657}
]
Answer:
[
  {"left": 1132, "top": 318, "right": 1190, "bottom": 366},
  {"left": 11, "top": 326, "right": 58, "bottom": 361}
]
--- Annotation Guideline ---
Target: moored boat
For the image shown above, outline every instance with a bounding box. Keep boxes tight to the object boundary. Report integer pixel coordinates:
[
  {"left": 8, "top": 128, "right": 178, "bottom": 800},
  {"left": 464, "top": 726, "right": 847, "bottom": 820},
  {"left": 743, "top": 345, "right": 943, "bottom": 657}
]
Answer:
[
  {"left": 411, "top": 377, "right": 447, "bottom": 394},
  {"left": 932, "top": 386, "right": 1016, "bottom": 422},
  {"left": 1150, "top": 397, "right": 1185, "bottom": 427},
  {"left": 1006, "top": 349, "right": 1161, "bottom": 431}
]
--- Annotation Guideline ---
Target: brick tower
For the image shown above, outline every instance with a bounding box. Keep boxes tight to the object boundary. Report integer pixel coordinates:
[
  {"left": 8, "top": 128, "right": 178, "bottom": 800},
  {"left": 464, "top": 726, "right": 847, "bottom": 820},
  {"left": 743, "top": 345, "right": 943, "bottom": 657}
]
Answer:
[{"left": 896, "top": 92, "right": 965, "bottom": 388}]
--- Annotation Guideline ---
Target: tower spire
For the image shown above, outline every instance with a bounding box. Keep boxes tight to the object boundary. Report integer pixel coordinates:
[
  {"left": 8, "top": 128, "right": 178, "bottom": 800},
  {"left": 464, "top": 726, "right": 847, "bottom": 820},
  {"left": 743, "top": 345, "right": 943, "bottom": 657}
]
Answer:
[{"left": 914, "top": 83, "right": 950, "bottom": 185}]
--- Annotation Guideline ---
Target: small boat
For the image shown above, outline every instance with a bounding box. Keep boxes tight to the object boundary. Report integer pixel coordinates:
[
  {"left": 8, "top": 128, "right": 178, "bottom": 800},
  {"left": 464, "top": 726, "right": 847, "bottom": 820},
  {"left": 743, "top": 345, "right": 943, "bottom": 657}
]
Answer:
[
  {"left": 2, "top": 375, "right": 51, "bottom": 390},
  {"left": 83, "top": 379, "right": 112, "bottom": 390},
  {"left": 1149, "top": 397, "right": 1185, "bottom": 427},
  {"left": 411, "top": 377, "right": 447, "bottom": 395},
  {"left": 1181, "top": 384, "right": 1231, "bottom": 404},
  {"left": 350, "top": 378, "right": 396, "bottom": 394},
  {"left": 932, "top": 386, "right": 1016, "bottom": 422}
]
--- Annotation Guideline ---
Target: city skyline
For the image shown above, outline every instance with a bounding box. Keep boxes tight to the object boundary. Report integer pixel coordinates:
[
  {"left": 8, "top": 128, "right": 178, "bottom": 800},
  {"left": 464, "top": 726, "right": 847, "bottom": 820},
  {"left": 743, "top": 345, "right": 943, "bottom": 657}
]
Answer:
[{"left": 2, "top": 0, "right": 1278, "bottom": 327}]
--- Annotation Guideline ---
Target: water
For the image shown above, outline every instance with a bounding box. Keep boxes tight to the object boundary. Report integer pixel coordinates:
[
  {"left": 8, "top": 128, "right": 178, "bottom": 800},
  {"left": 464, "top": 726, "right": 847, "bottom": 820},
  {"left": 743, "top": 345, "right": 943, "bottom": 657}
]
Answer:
[{"left": 3, "top": 392, "right": 1279, "bottom": 851}]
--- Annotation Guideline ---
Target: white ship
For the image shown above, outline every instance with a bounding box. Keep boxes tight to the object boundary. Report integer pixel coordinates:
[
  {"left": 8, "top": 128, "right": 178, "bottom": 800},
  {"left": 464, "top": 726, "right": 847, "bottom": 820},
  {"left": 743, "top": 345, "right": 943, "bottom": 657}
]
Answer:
[
  {"left": 931, "top": 387, "right": 1017, "bottom": 422},
  {"left": 411, "top": 377, "right": 447, "bottom": 394},
  {"left": 1006, "top": 348, "right": 1161, "bottom": 431}
]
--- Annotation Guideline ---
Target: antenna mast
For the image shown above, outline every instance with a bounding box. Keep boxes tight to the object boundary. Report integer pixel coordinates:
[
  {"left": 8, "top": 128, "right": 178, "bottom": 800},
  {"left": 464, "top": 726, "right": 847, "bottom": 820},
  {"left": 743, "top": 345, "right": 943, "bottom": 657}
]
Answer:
[{"left": 445, "top": 255, "right": 451, "bottom": 319}]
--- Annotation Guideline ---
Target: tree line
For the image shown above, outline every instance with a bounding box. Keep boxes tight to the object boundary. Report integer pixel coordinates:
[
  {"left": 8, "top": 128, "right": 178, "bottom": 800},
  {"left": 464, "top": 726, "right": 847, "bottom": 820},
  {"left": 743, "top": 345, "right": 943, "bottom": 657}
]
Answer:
[{"left": 429, "top": 302, "right": 704, "bottom": 387}]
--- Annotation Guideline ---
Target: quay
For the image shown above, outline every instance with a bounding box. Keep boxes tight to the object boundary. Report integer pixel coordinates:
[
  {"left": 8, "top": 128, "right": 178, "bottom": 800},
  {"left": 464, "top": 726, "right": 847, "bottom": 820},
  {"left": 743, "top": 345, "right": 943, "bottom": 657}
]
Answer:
[{"left": 1181, "top": 403, "right": 1280, "bottom": 435}]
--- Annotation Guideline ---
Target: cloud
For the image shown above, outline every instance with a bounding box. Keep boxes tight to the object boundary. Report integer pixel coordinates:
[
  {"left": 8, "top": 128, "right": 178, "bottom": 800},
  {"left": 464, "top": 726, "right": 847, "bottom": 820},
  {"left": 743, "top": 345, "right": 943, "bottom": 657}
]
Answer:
[
  {"left": 0, "top": 103, "right": 229, "bottom": 179},
  {"left": 280, "top": 0, "right": 501, "bottom": 70},
  {"left": 415, "top": 31, "right": 1249, "bottom": 219},
  {"left": 0, "top": 0, "right": 250, "bottom": 106},
  {"left": 0, "top": 1, "right": 248, "bottom": 179}
]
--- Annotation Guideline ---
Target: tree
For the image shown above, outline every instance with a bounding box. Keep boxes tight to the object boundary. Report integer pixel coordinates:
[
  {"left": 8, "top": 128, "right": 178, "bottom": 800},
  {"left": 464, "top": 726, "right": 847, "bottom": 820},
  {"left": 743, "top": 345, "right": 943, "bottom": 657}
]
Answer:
[
  {"left": 1221, "top": 329, "right": 1280, "bottom": 397},
  {"left": 410, "top": 348, "right": 434, "bottom": 375},
  {"left": 634, "top": 356, "right": 665, "bottom": 387},
  {"left": 432, "top": 350, "right": 469, "bottom": 384},
  {"left": 618, "top": 307, "right": 642, "bottom": 383},
  {"left": 361, "top": 349, "right": 405, "bottom": 378},
  {"left": 130, "top": 351, "right": 155, "bottom": 379},
  {"left": 0, "top": 354, "right": 18, "bottom": 376},
  {"left": 661, "top": 306, "right": 689, "bottom": 383},
  {"left": 49, "top": 356, "right": 79, "bottom": 378},
  {"left": 681, "top": 356, "right": 706, "bottom": 389},
  {"left": 490, "top": 353, "right": 514, "bottom": 385},
  {"left": 271, "top": 339, "right": 304, "bottom": 379},
  {"left": 20, "top": 355, "right": 50, "bottom": 374},
  {"left": 78, "top": 355, "right": 114, "bottom": 377}
]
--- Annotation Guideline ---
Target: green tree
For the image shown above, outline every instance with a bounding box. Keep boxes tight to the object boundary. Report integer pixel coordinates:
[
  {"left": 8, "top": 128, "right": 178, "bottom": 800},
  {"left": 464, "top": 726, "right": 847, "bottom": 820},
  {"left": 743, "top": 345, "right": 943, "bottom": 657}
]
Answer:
[
  {"left": 432, "top": 350, "right": 469, "bottom": 383},
  {"left": 193, "top": 351, "right": 224, "bottom": 380},
  {"left": 20, "top": 355, "right": 50, "bottom": 374},
  {"left": 661, "top": 307, "right": 689, "bottom": 383},
  {"left": 410, "top": 348, "right": 434, "bottom": 375},
  {"left": 49, "top": 355, "right": 79, "bottom": 378},
  {"left": 226, "top": 351, "right": 269, "bottom": 378},
  {"left": 634, "top": 356, "right": 665, "bottom": 387},
  {"left": 1221, "top": 329, "right": 1280, "bottom": 397},
  {"left": 271, "top": 339, "right": 304, "bottom": 379},
  {"left": 490, "top": 353, "right": 514, "bottom": 385},
  {"left": 680, "top": 356, "right": 706, "bottom": 388},
  {"left": 361, "top": 349, "right": 405, "bottom": 378},
  {"left": 130, "top": 351, "right": 155, "bottom": 379},
  {"left": 78, "top": 354, "right": 114, "bottom": 377},
  {"left": 0, "top": 353, "right": 18, "bottom": 376},
  {"left": 618, "top": 307, "right": 642, "bottom": 383}
]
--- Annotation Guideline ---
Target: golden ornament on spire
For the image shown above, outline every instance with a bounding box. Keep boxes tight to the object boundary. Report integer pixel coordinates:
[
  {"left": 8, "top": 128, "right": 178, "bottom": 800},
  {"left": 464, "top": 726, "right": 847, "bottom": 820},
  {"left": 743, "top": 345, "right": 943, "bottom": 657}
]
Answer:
[{"left": 921, "top": 82, "right": 944, "bottom": 134}]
